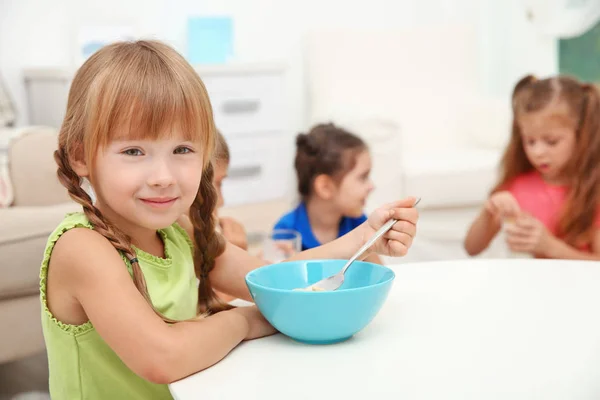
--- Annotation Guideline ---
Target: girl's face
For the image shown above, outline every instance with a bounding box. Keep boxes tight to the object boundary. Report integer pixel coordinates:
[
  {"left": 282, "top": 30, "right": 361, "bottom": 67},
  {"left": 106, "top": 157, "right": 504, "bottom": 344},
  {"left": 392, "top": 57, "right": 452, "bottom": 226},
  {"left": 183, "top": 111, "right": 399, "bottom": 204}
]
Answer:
[
  {"left": 78, "top": 132, "right": 204, "bottom": 232},
  {"left": 518, "top": 109, "right": 576, "bottom": 184},
  {"left": 331, "top": 150, "right": 374, "bottom": 217},
  {"left": 212, "top": 159, "right": 229, "bottom": 209}
]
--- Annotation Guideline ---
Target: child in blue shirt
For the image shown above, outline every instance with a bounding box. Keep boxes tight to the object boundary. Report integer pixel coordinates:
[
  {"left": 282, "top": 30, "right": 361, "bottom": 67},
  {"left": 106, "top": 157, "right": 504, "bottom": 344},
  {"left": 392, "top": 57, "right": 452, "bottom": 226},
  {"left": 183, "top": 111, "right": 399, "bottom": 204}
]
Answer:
[{"left": 274, "top": 123, "right": 381, "bottom": 263}]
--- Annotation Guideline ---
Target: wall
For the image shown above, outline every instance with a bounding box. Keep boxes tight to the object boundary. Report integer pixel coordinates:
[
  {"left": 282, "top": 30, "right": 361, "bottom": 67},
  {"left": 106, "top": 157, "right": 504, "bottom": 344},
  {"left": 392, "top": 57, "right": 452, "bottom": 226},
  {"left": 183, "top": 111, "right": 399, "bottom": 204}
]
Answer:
[
  {"left": 559, "top": 19, "right": 600, "bottom": 84},
  {"left": 480, "top": 0, "right": 558, "bottom": 97},
  {"left": 0, "top": 0, "right": 558, "bottom": 131}
]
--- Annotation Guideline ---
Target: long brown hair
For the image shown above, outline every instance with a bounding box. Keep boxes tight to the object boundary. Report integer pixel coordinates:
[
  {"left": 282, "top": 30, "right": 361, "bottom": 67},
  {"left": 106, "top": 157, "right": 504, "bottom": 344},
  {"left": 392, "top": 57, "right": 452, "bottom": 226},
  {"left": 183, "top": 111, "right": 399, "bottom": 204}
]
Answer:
[
  {"left": 494, "top": 75, "right": 600, "bottom": 246},
  {"left": 55, "top": 40, "right": 231, "bottom": 321},
  {"left": 295, "top": 123, "right": 367, "bottom": 198}
]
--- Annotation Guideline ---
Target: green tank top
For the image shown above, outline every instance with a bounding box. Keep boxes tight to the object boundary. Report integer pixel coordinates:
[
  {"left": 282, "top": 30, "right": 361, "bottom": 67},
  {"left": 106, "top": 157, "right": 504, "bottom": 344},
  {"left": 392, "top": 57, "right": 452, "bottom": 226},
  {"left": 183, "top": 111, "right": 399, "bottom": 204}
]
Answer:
[{"left": 39, "top": 212, "right": 198, "bottom": 399}]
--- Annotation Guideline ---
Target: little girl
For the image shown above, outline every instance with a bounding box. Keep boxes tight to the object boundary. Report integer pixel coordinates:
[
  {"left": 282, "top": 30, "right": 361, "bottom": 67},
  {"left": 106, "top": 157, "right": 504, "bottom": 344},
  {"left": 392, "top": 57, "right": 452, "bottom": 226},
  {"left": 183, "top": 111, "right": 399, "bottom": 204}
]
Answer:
[
  {"left": 464, "top": 75, "right": 600, "bottom": 259},
  {"left": 274, "top": 123, "right": 381, "bottom": 264},
  {"left": 41, "top": 40, "right": 419, "bottom": 399}
]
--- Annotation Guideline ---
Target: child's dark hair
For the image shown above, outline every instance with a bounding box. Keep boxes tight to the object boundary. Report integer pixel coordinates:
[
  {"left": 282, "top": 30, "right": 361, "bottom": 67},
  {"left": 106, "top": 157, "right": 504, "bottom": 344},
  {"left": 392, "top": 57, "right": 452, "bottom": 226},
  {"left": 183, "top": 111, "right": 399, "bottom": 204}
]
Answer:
[
  {"left": 295, "top": 123, "right": 367, "bottom": 198},
  {"left": 494, "top": 74, "right": 600, "bottom": 247}
]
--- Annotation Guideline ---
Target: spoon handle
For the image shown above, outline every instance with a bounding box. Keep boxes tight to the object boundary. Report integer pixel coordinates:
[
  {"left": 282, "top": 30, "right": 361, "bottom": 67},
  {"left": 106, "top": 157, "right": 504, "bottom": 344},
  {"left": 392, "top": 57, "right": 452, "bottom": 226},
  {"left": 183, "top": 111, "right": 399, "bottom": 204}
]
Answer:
[{"left": 340, "top": 197, "right": 421, "bottom": 274}]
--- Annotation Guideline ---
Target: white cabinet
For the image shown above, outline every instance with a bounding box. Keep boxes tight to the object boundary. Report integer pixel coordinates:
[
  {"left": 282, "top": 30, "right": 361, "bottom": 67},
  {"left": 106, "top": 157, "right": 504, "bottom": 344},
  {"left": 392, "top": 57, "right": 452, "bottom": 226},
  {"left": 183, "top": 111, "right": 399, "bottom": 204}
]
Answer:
[
  {"left": 24, "top": 68, "right": 71, "bottom": 129},
  {"left": 199, "top": 65, "right": 286, "bottom": 137},
  {"left": 23, "top": 63, "right": 291, "bottom": 206},
  {"left": 196, "top": 64, "right": 291, "bottom": 206}
]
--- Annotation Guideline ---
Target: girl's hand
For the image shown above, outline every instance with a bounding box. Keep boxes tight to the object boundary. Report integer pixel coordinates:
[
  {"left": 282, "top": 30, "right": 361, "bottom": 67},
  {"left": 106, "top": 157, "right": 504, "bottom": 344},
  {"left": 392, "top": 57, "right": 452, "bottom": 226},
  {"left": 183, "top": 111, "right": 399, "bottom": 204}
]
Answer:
[
  {"left": 361, "top": 197, "right": 419, "bottom": 258},
  {"left": 220, "top": 217, "right": 248, "bottom": 250},
  {"left": 504, "top": 213, "right": 554, "bottom": 256},
  {"left": 231, "top": 305, "right": 277, "bottom": 340},
  {"left": 485, "top": 191, "right": 521, "bottom": 221}
]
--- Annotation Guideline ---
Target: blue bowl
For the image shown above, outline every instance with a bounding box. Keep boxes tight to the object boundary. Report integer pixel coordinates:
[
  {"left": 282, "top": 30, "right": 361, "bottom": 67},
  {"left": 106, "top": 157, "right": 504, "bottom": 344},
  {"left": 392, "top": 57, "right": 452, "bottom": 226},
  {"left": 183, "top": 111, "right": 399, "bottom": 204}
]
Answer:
[{"left": 245, "top": 259, "right": 395, "bottom": 344}]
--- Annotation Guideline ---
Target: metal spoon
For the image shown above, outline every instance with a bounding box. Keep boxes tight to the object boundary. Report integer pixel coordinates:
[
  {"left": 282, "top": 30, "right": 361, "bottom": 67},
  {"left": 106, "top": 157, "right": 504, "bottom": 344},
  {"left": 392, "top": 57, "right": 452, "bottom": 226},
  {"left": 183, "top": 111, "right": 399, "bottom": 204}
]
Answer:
[{"left": 301, "top": 197, "right": 421, "bottom": 292}]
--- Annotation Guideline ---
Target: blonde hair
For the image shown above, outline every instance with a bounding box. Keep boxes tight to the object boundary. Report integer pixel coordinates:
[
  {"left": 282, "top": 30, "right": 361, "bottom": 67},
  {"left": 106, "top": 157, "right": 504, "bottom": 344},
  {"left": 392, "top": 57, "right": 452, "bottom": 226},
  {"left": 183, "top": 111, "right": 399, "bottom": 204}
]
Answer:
[{"left": 54, "top": 40, "right": 232, "bottom": 320}]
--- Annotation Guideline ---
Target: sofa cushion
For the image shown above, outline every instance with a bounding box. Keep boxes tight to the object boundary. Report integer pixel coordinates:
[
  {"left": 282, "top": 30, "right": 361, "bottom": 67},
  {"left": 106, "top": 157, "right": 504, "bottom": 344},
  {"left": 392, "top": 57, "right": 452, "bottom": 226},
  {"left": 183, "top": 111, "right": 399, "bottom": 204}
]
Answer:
[
  {"left": 0, "top": 296, "right": 45, "bottom": 363},
  {"left": 10, "top": 126, "right": 71, "bottom": 207},
  {"left": 403, "top": 147, "right": 502, "bottom": 209},
  {"left": 0, "top": 202, "right": 80, "bottom": 299},
  {"left": 305, "top": 26, "right": 479, "bottom": 151},
  {"left": 460, "top": 98, "right": 512, "bottom": 150}
]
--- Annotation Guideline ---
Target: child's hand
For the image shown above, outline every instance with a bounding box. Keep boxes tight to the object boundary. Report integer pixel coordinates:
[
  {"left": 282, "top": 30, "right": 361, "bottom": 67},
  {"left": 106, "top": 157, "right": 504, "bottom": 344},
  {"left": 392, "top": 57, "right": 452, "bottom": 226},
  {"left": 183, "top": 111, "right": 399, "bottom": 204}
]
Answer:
[
  {"left": 504, "top": 213, "right": 554, "bottom": 256},
  {"left": 220, "top": 217, "right": 248, "bottom": 250},
  {"left": 361, "top": 197, "right": 419, "bottom": 257},
  {"left": 231, "top": 306, "right": 277, "bottom": 340},
  {"left": 485, "top": 191, "right": 520, "bottom": 221}
]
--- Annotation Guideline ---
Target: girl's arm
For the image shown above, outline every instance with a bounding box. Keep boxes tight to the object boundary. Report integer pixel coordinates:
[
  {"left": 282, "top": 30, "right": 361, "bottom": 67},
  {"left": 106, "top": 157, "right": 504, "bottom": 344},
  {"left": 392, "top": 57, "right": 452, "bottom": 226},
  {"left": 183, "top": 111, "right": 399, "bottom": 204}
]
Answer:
[
  {"left": 541, "top": 230, "right": 600, "bottom": 261},
  {"left": 504, "top": 214, "right": 600, "bottom": 260},
  {"left": 49, "top": 228, "right": 261, "bottom": 384},
  {"left": 202, "top": 198, "right": 418, "bottom": 301},
  {"left": 464, "top": 208, "right": 501, "bottom": 256},
  {"left": 209, "top": 227, "right": 381, "bottom": 301}
]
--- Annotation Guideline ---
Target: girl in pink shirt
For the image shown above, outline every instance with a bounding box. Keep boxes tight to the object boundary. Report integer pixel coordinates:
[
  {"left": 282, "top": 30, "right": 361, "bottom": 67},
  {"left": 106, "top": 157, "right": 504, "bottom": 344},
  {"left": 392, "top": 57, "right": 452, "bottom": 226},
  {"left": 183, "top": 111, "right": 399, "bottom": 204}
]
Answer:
[{"left": 465, "top": 75, "right": 600, "bottom": 260}]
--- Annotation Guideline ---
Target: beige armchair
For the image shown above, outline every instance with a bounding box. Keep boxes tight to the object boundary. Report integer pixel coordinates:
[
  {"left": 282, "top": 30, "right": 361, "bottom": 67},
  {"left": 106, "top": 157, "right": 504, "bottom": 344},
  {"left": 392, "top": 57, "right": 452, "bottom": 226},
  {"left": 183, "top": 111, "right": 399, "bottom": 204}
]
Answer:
[{"left": 0, "top": 126, "right": 79, "bottom": 364}]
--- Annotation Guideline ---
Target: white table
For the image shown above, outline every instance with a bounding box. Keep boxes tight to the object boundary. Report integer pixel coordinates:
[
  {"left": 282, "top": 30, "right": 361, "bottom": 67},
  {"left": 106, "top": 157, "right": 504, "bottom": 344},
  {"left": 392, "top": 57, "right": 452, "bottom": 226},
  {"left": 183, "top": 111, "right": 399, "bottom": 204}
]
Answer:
[{"left": 170, "top": 259, "right": 600, "bottom": 400}]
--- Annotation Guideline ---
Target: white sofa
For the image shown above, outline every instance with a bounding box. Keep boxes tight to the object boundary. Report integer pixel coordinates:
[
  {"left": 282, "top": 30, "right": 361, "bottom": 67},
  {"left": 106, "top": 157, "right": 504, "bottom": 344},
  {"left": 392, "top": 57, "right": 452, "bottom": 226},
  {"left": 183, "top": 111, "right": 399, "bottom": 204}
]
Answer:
[
  {"left": 304, "top": 25, "right": 513, "bottom": 262},
  {"left": 0, "top": 127, "right": 80, "bottom": 365}
]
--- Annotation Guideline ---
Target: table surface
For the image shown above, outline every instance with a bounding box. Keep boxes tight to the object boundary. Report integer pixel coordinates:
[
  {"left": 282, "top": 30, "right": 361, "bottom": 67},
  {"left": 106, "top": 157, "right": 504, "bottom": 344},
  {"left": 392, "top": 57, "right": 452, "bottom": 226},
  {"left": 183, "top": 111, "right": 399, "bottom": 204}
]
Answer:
[{"left": 170, "top": 259, "right": 600, "bottom": 400}]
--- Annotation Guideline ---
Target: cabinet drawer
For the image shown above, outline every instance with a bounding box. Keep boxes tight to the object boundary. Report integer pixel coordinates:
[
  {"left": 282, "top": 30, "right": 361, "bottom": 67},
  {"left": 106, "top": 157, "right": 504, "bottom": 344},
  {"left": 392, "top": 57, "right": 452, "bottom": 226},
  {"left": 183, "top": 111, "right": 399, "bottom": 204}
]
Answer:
[
  {"left": 201, "top": 73, "right": 285, "bottom": 136},
  {"left": 221, "top": 133, "right": 293, "bottom": 206}
]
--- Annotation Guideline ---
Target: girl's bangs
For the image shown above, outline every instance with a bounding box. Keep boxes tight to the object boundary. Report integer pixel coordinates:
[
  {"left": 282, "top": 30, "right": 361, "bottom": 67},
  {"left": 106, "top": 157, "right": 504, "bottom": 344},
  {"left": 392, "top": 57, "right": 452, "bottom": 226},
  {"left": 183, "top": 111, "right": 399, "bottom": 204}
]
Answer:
[{"left": 85, "top": 50, "right": 215, "bottom": 161}]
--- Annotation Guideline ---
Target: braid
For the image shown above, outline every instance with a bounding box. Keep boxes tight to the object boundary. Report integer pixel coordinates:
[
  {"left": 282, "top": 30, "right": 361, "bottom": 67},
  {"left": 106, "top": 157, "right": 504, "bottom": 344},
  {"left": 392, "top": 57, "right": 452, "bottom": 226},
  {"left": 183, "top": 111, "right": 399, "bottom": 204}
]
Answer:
[
  {"left": 189, "top": 163, "right": 231, "bottom": 315},
  {"left": 54, "top": 148, "right": 178, "bottom": 322}
]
